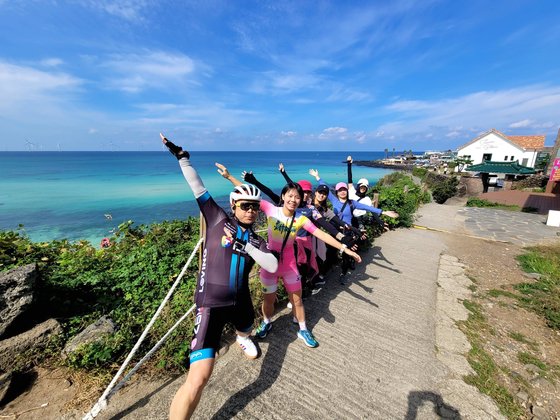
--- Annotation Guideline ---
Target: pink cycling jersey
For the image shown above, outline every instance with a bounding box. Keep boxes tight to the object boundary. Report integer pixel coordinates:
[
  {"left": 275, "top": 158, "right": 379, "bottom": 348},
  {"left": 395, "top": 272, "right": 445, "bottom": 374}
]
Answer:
[{"left": 259, "top": 199, "right": 317, "bottom": 292}]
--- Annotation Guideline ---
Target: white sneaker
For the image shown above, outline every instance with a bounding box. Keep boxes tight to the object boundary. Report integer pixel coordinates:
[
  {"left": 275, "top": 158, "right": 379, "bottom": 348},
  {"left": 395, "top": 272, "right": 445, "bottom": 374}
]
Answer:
[
  {"left": 287, "top": 301, "right": 293, "bottom": 309},
  {"left": 236, "top": 335, "right": 258, "bottom": 359}
]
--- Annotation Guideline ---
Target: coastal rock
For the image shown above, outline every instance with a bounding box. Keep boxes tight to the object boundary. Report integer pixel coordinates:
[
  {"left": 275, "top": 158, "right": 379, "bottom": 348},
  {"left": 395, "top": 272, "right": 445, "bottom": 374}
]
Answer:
[
  {"left": 0, "top": 371, "right": 12, "bottom": 404},
  {"left": 0, "top": 318, "right": 62, "bottom": 371},
  {"left": 62, "top": 316, "right": 116, "bottom": 357},
  {"left": 0, "top": 264, "right": 37, "bottom": 338}
]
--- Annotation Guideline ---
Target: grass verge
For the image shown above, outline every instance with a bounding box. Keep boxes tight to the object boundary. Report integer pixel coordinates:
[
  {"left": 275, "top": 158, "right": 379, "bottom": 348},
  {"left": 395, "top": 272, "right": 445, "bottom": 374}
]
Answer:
[{"left": 458, "top": 300, "right": 525, "bottom": 419}]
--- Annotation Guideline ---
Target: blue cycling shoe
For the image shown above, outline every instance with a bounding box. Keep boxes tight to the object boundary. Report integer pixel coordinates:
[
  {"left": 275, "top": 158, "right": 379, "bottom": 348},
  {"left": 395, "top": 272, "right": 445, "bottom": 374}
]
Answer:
[{"left": 297, "top": 329, "right": 319, "bottom": 348}]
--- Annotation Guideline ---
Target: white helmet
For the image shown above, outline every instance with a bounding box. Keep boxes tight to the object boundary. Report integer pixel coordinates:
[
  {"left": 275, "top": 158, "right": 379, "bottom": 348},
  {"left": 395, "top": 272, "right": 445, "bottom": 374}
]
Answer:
[
  {"left": 230, "top": 183, "right": 261, "bottom": 204},
  {"left": 357, "top": 178, "right": 369, "bottom": 188}
]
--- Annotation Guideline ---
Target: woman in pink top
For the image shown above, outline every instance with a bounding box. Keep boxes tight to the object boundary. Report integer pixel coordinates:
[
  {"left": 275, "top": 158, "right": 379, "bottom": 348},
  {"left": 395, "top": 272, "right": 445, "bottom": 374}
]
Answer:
[{"left": 217, "top": 164, "right": 361, "bottom": 348}]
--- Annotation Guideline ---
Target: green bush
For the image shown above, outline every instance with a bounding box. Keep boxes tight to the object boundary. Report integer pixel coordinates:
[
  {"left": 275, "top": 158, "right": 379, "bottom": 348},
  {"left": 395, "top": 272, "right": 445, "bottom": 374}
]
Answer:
[
  {"left": 424, "top": 172, "right": 459, "bottom": 204},
  {"left": 466, "top": 198, "right": 520, "bottom": 211},
  {"left": 1, "top": 219, "right": 200, "bottom": 372},
  {"left": 374, "top": 172, "right": 426, "bottom": 227},
  {"left": 412, "top": 167, "right": 428, "bottom": 178}
]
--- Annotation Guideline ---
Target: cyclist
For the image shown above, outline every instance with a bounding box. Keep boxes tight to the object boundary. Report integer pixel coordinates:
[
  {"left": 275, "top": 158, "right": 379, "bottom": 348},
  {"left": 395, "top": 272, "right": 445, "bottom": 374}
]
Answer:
[
  {"left": 242, "top": 165, "right": 357, "bottom": 292},
  {"left": 346, "top": 156, "right": 387, "bottom": 234},
  {"left": 309, "top": 167, "right": 399, "bottom": 283},
  {"left": 217, "top": 164, "right": 362, "bottom": 348},
  {"left": 161, "top": 134, "right": 278, "bottom": 420}
]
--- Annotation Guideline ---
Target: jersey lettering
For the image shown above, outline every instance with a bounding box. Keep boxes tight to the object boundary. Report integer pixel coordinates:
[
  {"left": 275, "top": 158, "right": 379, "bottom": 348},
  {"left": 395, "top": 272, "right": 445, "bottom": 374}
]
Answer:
[{"left": 199, "top": 248, "right": 208, "bottom": 293}]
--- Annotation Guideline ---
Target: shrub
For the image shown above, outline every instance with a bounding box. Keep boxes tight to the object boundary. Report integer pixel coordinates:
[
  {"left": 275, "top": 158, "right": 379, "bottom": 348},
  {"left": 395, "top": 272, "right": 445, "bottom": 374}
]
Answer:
[
  {"left": 374, "top": 172, "right": 426, "bottom": 228},
  {"left": 1, "top": 219, "right": 200, "bottom": 372},
  {"left": 412, "top": 167, "right": 428, "bottom": 179},
  {"left": 424, "top": 172, "right": 459, "bottom": 204}
]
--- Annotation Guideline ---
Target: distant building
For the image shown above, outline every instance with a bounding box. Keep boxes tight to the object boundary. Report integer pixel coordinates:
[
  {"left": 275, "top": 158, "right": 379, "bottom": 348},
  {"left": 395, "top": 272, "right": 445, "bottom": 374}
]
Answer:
[{"left": 457, "top": 128, "right": 545, "bottom": 168}]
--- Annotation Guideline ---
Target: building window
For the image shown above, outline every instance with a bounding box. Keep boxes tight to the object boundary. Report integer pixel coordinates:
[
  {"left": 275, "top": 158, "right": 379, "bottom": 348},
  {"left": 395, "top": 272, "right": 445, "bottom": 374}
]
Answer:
[
  {"left": 510, "top": 156, "right": 515, "bottom": 161},
  {"left": 504, "top": 155, "right": 508, "bottom": 161},
  {"left": 483, "top": 153, "right": 492, "bottom": 161}
]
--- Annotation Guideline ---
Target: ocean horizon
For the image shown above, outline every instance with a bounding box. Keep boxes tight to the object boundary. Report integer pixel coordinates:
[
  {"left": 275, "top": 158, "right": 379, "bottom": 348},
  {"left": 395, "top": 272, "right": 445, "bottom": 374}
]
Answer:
[{"left": 0, "top": 151, "right": 403, "bottom": 245}]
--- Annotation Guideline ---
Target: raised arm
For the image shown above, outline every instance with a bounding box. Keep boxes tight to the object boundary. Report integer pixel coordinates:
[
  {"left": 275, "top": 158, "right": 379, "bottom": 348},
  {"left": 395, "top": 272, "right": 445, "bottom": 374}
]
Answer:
[
  {"left": 242, "top": 171, "right": 281, "bottom": 204},
  {"left": 161, "top": 133, "right": 206, "bottom": 199},
  {"left": 279, "top": 163, "right": 294, "bottom": 184},
  {"left": 347, "top": 155, "right": 354, "bottom": 189},
  {"left": 216, "top": 162, "right": 243, "bottom": 187}
]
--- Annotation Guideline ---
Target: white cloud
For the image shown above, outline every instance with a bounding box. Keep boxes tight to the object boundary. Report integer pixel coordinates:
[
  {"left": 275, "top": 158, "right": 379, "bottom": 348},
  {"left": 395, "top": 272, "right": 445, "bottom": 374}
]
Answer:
[
  {"left": 381, "top": 84, "right": 560, "bottom": 145},
  {"left": 40, "top": 58, "right": 64, "bottom": 67},
  {"left": 78, "top": 0, "right": 151, "bottom": 23},
  {"left": 509, "top": 119, "right": 533, "bottom": 128},
  {"left": 0, "top": 61, "right": 83, "bottom": 116},
  {"left": 88, "top": 128, "right": 98, "bottom": 134},
  {"left": 281, "top": 131, "right": 297, "bottom": 137},
  {"left": 102, "top": 51, "right": 197, "bottom": 93},
  {"left": 319, "top": 127, "right": 348, "bottom": 139}
]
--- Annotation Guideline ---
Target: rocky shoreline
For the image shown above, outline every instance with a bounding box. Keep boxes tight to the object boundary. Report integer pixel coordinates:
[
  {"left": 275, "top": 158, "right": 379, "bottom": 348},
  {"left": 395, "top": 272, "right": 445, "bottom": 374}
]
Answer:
[{"left": 353, "top": 160, "right": 414, "bottom": 170}]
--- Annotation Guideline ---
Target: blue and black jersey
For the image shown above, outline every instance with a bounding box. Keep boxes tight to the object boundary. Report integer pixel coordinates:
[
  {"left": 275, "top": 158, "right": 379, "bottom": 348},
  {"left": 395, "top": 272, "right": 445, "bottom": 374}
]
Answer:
[{"left": 195, "top": 192, "right": 271, "bottom": 308}]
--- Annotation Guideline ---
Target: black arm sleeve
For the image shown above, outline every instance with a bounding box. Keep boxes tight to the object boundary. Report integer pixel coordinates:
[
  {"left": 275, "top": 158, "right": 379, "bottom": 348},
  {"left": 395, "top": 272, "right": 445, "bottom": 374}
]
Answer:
[
  {"left": 244, "top": 173, "right": 281, "bottom": 205},
  {"left": 330, "top": 213, "right": 346, "bottom": 228},
  {"left": 281, "top": 168, "right": 294, "bottom": 184},
  {"left": 313, "top": 215, "right": 342, "bottom": 237},
  {"left": 347, "top": 160, "right": 353, "bottom": 184}
]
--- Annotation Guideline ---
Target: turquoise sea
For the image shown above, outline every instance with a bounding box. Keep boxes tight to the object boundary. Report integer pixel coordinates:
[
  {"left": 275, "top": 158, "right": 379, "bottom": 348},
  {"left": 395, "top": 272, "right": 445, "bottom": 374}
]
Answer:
[{"left": 0, "top": 151, "right": 393, "bottom": 245}]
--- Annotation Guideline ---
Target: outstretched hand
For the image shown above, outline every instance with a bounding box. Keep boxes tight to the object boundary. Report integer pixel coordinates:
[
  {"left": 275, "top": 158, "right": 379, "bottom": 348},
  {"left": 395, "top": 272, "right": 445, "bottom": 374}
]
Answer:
[
  {"left": 346, "top": 248, "right": 362, "bottom": 263},
  {"left": 215, "top": 162, "right": 231, "bottom": 179},
  {"left": 347, "top": 155, "right": 353, "bottom": 163},
  {"left": 160, "top": 133, "right": 189, "bottom": 159},
  {"left": 278, "top": 163, "right": 285, "bottom": 172},
  {"left": 309, "top": 168, "right": 319, "bottom": 180},
  {"left": 383, "top": 210, "right": 399, "bottom": 219},
  {"left": 242, "top": 170, "right": 257, "bottom": 184}
]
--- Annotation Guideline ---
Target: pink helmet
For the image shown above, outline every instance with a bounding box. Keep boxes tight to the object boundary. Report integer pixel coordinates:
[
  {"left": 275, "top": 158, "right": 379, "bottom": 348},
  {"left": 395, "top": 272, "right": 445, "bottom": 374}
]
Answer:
[
  {"left": 297, "top": 180, "right": 313, "bottom": 192},
  {"left": 335, "top": 182, "right": 348, "bottom": 191}
]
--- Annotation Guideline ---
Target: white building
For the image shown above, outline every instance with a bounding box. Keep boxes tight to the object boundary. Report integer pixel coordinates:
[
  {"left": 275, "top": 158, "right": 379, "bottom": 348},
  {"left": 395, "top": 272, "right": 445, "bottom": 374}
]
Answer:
[{"left": 457, "top": 128, "right": 545, "bottom": 168}]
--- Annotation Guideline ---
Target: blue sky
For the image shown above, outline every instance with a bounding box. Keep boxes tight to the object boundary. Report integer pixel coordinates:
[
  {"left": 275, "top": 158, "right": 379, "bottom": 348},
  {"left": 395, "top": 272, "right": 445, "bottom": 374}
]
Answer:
[{"left": 1, "top": 0, "right": 559, "bottom": 152}]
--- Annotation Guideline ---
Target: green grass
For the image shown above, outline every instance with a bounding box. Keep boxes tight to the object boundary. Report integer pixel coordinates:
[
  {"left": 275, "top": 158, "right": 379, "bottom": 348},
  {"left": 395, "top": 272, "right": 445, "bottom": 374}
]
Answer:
[
  {"left": 466, "top": 198, "right": 520, "bottom": 211},
  {"left": 482, "top": 245, "right": 560, "bottom": 331},
  {"left": 518, "top": 352, "right": 547, "bottom": 371},
  {"left": 508, "top": 332, "right": 539, "bottom": 352},
  {"left": 487, "top": 289, "right": 519, "bottom": 299},
  {"left": 459, "top": 299, "right": 525, "bottom": 418},
  {"left": 517, "top": 352, "right": 560, "bottom": 383},
  {"left": 515, "top": 244, "right": 560, "bottom": 330}
]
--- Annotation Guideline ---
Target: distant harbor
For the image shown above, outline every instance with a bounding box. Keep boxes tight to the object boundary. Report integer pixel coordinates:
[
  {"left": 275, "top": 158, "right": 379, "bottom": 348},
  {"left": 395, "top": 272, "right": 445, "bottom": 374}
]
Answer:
[{"left": 354, "top": 150, "right": 458, "bottom": 170}]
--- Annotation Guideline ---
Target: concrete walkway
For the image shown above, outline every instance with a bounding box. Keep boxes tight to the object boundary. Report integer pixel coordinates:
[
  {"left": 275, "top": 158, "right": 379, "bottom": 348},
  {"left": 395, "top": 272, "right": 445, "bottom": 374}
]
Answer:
[{"left": 94, "top": 204, "right": 559, "bottom": 420}]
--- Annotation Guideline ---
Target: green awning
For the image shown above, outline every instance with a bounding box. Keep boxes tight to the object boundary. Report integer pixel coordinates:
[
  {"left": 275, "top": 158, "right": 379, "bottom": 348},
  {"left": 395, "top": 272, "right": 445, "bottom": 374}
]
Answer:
[{"left": 466, "top": 160, "right": 536, "bottom": 174}]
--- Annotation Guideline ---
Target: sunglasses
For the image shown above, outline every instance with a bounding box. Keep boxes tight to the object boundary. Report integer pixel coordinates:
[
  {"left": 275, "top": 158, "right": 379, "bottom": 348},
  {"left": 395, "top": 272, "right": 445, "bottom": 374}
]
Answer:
[{"left": 235, "top": 202, "right": 260, "bottom": 211}]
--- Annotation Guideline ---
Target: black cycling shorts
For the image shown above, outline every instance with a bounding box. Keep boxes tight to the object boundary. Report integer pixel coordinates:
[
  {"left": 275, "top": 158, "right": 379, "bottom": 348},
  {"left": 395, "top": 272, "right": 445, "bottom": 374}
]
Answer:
[{"left": 189, "top": 301, "right": 255, "bottom": 365}]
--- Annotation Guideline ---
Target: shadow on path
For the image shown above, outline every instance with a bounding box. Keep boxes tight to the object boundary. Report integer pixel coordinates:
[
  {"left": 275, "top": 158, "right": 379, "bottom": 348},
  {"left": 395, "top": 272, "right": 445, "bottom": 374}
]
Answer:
[
  {"left": 210, "top": 314, "right": 294, "bottom": 419},
  {"left": 210, "top": 246, "right": 384, "bottom": 417},
  {"left": 405, "top": 391, "right": 461, "bottom": 419}
]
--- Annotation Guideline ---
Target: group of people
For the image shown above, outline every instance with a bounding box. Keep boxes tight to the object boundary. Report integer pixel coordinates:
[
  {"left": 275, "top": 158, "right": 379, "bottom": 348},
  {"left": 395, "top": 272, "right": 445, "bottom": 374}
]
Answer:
[{"left": 161, "top": 134, "right": 398, "bottom": 420}]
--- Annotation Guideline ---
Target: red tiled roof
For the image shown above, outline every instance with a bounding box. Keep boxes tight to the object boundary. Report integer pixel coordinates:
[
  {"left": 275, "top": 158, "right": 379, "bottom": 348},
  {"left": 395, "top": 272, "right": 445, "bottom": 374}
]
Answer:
[
  {"left": 506, "top": 135, "right": 545, "bottom": 149},
  {"left": 457, "top": 128, "right": 546, "bottom": 151}
]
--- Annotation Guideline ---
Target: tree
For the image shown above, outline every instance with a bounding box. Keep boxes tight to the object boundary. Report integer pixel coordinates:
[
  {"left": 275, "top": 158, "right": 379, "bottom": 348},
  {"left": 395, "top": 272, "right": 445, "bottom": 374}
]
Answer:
[{"left": 454, "top": 155, "right": 473, "bottom": 173}]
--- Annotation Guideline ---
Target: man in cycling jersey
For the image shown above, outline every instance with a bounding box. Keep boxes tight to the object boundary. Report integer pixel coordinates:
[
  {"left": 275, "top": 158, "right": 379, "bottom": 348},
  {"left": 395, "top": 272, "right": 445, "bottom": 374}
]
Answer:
[{"left": 161, "top": 134, "right": 278, "bottom": 420}]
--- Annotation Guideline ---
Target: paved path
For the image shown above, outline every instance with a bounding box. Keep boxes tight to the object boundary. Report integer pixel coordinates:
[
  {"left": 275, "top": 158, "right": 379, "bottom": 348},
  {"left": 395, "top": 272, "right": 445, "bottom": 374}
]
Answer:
[{"left": 94, "top": 204, "right": 559, "bottom": 420}]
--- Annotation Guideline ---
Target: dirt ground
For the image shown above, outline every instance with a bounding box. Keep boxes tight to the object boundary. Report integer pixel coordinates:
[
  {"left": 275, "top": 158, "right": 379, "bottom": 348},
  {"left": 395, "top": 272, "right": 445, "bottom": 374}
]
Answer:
[
  {"left": 444, "top": 234, "right": 560, "bottom": 419},
  {"left": 1, "top": 234, "right": 559, "bottom": 419}
]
